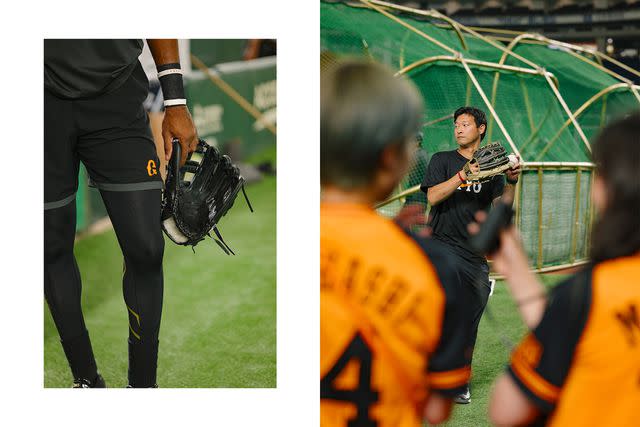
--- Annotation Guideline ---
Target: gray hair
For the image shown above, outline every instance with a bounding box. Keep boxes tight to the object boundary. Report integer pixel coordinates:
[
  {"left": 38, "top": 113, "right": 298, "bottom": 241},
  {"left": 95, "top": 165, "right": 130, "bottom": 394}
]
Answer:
[{"left": 321, "top": 60, "right": 424, "bottom": 188}]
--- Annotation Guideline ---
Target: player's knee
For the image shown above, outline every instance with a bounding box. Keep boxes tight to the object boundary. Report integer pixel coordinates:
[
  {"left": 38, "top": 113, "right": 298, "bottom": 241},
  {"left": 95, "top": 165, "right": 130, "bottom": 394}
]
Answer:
[
  {"left": 44, "top": 204, "right": 77, "bottom": 262},
  {"left": 124, "top": 232, "right": 165, "bottom": 272},
  {"left": 44, "top": 237, "right": 71, "bottom": 263}
]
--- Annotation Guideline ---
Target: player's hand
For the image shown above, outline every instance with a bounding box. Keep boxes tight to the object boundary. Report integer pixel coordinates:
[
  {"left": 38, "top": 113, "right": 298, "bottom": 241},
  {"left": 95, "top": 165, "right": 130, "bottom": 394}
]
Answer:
[
  {"left": 460, "top": 161, "right": 479, "bottom": 180},
  {"left": 162, "top": 105, "right": 198, "bottom": 166},
  {"left": 467, "top": 211, "right": 529, "bottom": 278},
  {"left": 505, "top": 155, "right": 521, "bottom": 184},
  {"left": 394, "top": 204, "right": 432, "bottom": 238}
]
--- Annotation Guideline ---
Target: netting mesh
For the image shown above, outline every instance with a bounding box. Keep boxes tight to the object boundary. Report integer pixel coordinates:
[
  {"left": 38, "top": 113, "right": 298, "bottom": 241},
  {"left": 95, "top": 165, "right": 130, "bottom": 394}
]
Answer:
[
  {"left": 518, "top": 169, "right": 593, "bottom": 267},
  {"left": 508, "top": 43, "right": 619, "bottom": 111},
  {"left": 321, "top": 0, "right": 640, "bottom": 269},
  {"left": 578, "top": 89, "right": 640, "bottom": 142}
]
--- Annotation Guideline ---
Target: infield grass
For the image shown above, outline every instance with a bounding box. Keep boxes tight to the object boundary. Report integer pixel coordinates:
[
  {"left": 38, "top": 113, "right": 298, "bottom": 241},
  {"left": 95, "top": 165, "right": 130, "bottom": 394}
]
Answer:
[{"left": 44, "top": 175, "right": 276, "bottom": 388}]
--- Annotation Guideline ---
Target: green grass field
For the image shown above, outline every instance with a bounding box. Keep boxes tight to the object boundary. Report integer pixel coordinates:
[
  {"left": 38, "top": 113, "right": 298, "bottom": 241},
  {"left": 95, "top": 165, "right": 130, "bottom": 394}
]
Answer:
[
  {"left": 44, "top": 175, "right": 276, "bottom": 388},
  {"left": 442, "top": 274, "right": 568, "bottom": 426}
]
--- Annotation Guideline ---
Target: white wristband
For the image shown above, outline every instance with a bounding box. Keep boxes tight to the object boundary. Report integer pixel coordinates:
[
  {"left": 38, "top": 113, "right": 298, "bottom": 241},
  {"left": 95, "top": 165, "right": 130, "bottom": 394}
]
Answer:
[
  {"left": 164, "top": 98, "right": 187, "bottom": 107},
  {"left": 157, "top": 68, "right": 182, "bottom": 78}
]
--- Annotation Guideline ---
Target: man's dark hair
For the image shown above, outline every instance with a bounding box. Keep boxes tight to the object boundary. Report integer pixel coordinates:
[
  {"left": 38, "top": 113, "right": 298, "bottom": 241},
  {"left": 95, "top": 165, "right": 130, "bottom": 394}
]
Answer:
[
  {"left": 590, "top": 112, "right": 640, "bottom": 264},
  {"left": 321, "top": 60, "right": 423, "bottom": 189},
  {"left": 454, "top": 106, "right": 487, "bottom": 141}
]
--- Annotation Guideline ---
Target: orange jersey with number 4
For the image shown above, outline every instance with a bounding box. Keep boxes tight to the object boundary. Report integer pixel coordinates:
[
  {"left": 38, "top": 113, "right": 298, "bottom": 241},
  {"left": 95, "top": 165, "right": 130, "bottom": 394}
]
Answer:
[{"left": 321, "top": 203, "right": 470, "bottom": 427}]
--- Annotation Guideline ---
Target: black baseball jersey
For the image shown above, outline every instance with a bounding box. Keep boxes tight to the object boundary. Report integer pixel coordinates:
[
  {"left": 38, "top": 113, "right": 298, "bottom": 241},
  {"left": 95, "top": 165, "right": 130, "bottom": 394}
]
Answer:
[
  {"left": 44, "top": 62, "right": 161, "bottom": 209},
  {"left": 45, "top": 39, "right": 144, "bottom": 99},
  {"left": 421, "top": 150, "right": 504, "bottom": 263}
]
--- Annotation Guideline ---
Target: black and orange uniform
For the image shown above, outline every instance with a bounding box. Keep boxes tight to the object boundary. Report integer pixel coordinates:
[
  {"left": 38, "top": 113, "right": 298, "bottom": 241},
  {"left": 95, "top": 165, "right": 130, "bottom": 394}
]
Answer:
[
  {"left": 45, "top": 39, "right": 164, "bottom": 387},
  {"left": 45, "top": 39, "right": 162, "bottom": 206},
  {"left": 321, "top": 203, "right": 471, "bottom": 427},
  {"left": 421, "top": 150, "right": 504, "bottom": 365},
  {"left": 507, "top": 254, "right": 640, "bottom": 426}
]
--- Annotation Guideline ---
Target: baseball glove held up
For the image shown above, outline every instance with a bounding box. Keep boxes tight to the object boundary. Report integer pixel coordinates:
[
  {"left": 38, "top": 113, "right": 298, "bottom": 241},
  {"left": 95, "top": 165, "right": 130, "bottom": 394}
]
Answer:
[
  {"left": 463, "top": 142, "right": 516, "bottom": 181},
  {"left": 161, "top": 138, "right": 253, "bottom": 254}
]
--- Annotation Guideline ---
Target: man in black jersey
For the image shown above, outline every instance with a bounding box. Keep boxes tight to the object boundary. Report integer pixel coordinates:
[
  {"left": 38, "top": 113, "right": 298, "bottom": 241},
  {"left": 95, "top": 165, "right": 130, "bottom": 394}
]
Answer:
[
  {"left": 44, "top": 39, "right": 197, "bottom": 388},
  {"left": 420, "top": 106, "right": 521, "bottom": 403}
]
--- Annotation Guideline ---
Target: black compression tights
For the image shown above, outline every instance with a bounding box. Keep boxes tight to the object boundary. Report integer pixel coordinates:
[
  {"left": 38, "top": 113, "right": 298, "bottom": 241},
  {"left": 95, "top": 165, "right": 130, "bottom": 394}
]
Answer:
[{"left": 44, "top": 189, "right": 164, "bottom": 387}]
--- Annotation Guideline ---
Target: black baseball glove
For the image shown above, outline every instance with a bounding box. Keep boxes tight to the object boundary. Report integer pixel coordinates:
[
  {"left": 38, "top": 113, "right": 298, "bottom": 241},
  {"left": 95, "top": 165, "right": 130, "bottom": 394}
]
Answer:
[
  {"left": 463, "top": 142, "right": 517, "bottom": 181},
  {"left": 161, "top": 138, "right": 253, "bottom": 254}
]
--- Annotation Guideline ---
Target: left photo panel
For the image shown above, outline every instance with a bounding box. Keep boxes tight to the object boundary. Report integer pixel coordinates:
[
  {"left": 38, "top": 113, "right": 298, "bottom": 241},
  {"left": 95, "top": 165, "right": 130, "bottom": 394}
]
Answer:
[{"left": 44, "top": 39, "right": 276, "bottom": 388}]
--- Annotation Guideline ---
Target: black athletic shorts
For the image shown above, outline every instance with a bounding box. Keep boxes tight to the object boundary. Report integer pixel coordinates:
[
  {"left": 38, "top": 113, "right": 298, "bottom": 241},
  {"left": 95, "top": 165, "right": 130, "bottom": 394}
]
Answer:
[{"left": 44, "top": 62, "right": 163, "bottom": 210}]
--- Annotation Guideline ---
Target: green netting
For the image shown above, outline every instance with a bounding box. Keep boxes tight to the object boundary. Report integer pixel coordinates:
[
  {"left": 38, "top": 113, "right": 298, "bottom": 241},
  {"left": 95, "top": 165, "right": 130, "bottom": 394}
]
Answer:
[
  {"left": 321, "top": 1, "right": 531, "bottom": 70},
  {"left": 404, "top": 62, "right": 591, "bottom": 163},
  {"left": 506, "top": 42, "right": 640, "bottom": 144},
  {"left": 321, "top": 2, "right": 455, "bottom": 67},
  {"left": 578, "top": 89, "right": 640, "bottom": 142},
  {"left": 508, "top": 43, "right": 619, "bottom": 111},
  {"left": 518, "top": 171, "right": 541, "bottom": 266},
  {"left": 518, "top": 169, "right": 592, "bottom": 267},
  {"left": 321, "top": 0, "right": 638, "bottom": 270},
  {"left": 574, "top": 170, "right": 593, "bottom": 261}
]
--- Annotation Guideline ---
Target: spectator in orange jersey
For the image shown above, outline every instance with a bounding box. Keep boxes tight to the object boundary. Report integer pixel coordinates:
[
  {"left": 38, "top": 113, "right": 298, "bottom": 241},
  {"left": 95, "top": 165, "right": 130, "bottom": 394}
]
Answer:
[
  {"left": 321, "top": 60, "right": 472, "bottom": 427},
  {"left": 472, "top": 113, "right": 640, "bottom": 426}
]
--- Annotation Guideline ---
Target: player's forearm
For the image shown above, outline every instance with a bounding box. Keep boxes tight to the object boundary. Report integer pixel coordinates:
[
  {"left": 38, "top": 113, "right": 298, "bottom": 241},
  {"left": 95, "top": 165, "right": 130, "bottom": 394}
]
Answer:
[
  {"left": 427, "top": 173, "right": 464, "bottom": 206},
  {"left": 147, "top": 39, "right": 180, "bottom": 66},
  {"left": 494, "top": 182, "right": 516, "bottom": 208},
  {"left": 424, "top": 392, "right": 453, "bottom": 425},
  {"left": 503, "top": 183, "right": 516, "bottom": 207},
  {"left": 503, "top": 262, "right": 546, "bottom": 329}
]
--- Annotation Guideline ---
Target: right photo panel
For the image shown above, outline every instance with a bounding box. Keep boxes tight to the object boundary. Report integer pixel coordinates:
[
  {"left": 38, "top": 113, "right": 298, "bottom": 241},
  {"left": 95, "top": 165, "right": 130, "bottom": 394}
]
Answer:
[{"left": 320, "top": 1, "right": 640, "bottom": 426}]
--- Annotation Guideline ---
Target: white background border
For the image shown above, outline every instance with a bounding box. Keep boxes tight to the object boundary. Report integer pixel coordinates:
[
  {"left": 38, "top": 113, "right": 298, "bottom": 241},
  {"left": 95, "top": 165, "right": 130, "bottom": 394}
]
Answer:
[{"left": 0, "top": 1, "right": 319, "bottom": 425}]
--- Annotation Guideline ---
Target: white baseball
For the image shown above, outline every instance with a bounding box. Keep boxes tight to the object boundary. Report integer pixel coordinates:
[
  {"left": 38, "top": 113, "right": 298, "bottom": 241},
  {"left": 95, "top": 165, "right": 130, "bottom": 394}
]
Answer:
[{"left": 508, "top": 154, "right": 519, "bottom": 167}]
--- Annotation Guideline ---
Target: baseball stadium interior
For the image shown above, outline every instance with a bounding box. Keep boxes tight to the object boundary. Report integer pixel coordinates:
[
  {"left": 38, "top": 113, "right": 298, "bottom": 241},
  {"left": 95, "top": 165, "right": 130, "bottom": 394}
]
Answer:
[
  {"left": 77, "top": 39, "right": 276, "bottom": 232},
  {"left": 322, "top": 0, "right": 639, "bottom": 273},
  {"left": 388, "top": 0, "right": 640, "bottom": 80},
  {"left": 44, "top": 39, "right": 277, "bottom": 388},
  {"left": 321, "top": 2, "right": 639, "bottom": 425}
]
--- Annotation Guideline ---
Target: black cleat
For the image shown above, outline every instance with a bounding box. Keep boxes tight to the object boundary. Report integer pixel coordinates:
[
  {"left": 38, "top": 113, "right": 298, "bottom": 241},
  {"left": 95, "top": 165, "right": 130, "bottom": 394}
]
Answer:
[
  {"left": 453, "top": 387, "right": 471, "bottom": 404},
  {"left": 73, "top": 373, "right": 106, "bottom": 388},
  {"left": 126, "top": 384, "right": 158, "bottom": 388}
]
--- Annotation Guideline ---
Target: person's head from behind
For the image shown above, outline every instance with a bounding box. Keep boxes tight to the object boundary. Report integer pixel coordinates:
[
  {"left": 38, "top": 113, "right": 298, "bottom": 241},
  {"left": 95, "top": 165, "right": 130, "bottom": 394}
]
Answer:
[
  {"left": 321, "top": 60, "right": 424, "bottom": 203},
  {"left": 590, "top": 112, "right": 640, "bottom": 263},
  {"left": 453, "top": 106, "right": 487, "bottom": 147}
]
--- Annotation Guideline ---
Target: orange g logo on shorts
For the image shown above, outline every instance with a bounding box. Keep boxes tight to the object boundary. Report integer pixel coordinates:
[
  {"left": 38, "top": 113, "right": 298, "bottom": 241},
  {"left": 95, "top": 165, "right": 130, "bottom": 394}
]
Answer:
[{"left": 147, "top": 160, "right": 158, "bottom": 176}]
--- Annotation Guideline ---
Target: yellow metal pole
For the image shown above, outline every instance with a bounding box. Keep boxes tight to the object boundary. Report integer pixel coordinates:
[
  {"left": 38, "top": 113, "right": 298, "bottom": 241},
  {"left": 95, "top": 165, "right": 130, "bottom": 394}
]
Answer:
[
  {"left": 630, "top": 85, "right": 640, "bottom": 104},
  {"left": 536, "top": 82, "right": 632, "bottom": 161},
  {"left": 396, "top": 56, "right": 556, "bottom": 85},
  {"left": 542, "top": 72, "right": 591, "bottom": 153},
  {"left": 365, "top": 0, "right": 469, "bottom": 51},
  {"left": 537, "top": 167, "right": 544, "bottom": 270},
  {"left": 375, "top": 185, "right": 421, "bottom": 209},
  {"left": 459, "top": 58, "right": 522, "bottom": 159},
  {"left": 514, "top": 172, "right": 522, "bottom": 230},
  {"left": 423, "top": 113, "right": 454, "bottom": 128},
  {"left": 358, "top": 0, "right": 458, "bottom": 55},
  {"left": 487, "top": 71, "right": 501, "bottom": 142},
  {"left": 570, "top": 168, "right": 582, "bottom": 263},
  {"left": 498, "top": 33, "right": 636, "bottom": 85},
  {"left": 190, "top": 54, "right": 277, "bottom": 136},
  {"left": 586, "top": 171, "right": 595, "bottom": 260}
]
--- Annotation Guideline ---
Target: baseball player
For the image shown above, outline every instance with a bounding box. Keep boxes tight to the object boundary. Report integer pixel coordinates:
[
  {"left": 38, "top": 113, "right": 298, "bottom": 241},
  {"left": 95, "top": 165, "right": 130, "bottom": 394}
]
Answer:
[
  {"left": 321, "top": 60, "right": 472, "bottom": 427},
  {"left": 44, "top": 39, "right": 197, "bottom": 387},
  {"left": 420, "top": 106, "right": 521, "bottom": 403},
  {"left": 477, "top": 112, "right": 640, "bottom": 426}
]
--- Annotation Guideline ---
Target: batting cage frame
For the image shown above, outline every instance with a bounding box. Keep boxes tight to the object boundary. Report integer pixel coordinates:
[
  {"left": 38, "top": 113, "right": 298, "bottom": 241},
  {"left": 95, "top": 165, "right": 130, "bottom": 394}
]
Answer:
[{"left": 321, "top": 0, "right": 640, "bottom": 272}]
